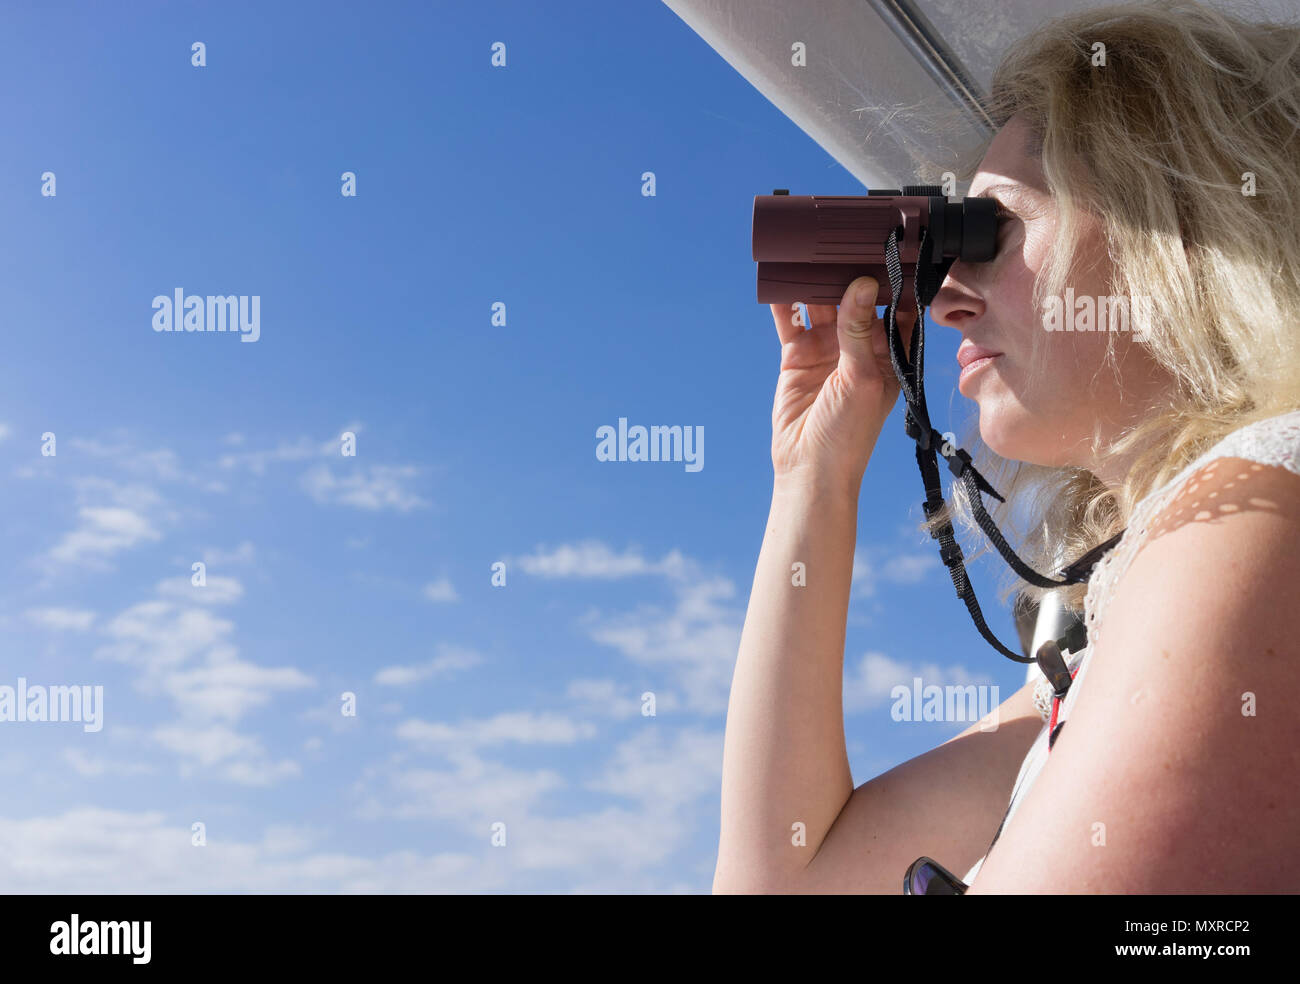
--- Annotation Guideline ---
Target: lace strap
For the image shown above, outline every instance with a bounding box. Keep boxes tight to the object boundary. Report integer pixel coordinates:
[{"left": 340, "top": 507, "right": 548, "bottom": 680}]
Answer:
[{"left": 1082, "top": 409, "right": 1300, "bottom": 646}]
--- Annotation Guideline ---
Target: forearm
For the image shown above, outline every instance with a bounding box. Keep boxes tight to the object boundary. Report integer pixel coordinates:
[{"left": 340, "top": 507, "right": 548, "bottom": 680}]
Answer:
[{"left": 714, "top": 473, "right": 862, "bottom": 891}]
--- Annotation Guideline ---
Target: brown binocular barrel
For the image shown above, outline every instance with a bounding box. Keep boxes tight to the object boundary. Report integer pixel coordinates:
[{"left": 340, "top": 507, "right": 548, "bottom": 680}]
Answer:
[
  {"left": 752, "top": 192, "right": 996, "bottom": 306},
  {"left": 754, "top": 262, "right": 910, "bottom": 306},
  {"left": 753, "top": 193, "right": 937, "bottom": 306},
  {"left": 751, "top": 194, "right": 935, "bottom": 263}
]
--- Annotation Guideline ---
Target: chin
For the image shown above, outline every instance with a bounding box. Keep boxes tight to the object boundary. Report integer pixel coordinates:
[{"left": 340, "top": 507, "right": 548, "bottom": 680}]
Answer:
[{"left": 975, "top": 400, "right": 1044, "bottom": 465}]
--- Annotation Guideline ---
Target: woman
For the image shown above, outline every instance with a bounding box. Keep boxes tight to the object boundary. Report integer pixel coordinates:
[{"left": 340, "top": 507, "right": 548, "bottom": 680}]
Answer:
[{"left": 714, "top": 0, "right": 1300, "bottom": 894}]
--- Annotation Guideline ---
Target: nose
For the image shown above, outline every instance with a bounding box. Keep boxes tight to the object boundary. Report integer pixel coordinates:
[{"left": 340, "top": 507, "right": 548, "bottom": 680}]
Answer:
[{"left": 927, "top": 260, "right": 985, "bottom": 332}]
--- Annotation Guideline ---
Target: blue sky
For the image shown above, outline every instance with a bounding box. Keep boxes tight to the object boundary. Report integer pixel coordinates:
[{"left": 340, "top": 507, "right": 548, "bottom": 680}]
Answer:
[{"left": 0, "top": 0, "right": 1026, "bottom": 893}]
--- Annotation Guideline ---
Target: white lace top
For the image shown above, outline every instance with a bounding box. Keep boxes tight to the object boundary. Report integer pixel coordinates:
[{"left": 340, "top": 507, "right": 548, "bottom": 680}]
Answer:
[{"left": 961, "top": 407, "right": 1300, "bottom": 887}]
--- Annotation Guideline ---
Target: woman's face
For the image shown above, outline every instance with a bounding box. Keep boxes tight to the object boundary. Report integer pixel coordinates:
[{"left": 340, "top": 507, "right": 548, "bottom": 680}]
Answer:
[{"left": 928, "top": 113, "right": 1172, "bottom": 485}]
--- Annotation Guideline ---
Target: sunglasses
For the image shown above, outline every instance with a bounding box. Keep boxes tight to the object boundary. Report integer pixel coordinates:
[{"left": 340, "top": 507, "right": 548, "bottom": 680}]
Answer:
[{"left": 904, "top": 856, "right": 969, "bottom": 895}]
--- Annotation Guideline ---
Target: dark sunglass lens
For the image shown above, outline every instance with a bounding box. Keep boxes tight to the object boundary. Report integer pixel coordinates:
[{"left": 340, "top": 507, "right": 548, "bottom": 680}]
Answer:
[{"left": 907, "top": 858, "right": 964, "bottom": 895}]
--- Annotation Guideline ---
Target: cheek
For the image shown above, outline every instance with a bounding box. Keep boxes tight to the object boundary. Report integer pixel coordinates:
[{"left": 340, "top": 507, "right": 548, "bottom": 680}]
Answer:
[
  {"left": 1022, "top": 333, "right": 1119, "bottom": 413},
  {"left": 1029, "top": 332, "right": 1092, "bottom": 387},
  {"left": 987, "top": 233, "right": 1051, "bottom": 334},
  {"left": 988, "top": 328, "right": 1095, "bottom": 410}
]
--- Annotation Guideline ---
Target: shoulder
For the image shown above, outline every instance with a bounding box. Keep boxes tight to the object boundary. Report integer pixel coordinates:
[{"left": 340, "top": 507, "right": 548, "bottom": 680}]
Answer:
[
  {"left": 1087, "top": 452, "right": 1300, "bottom": 667},
  {"left": 1107, "top": 455, "right": 1300, "bottom": 669},
  {"left": 1140, "top": 452, "right": 1300, "bottom": 570},
  {"left": 967, "top": 455, "right": 1300, "bottom": 892}
]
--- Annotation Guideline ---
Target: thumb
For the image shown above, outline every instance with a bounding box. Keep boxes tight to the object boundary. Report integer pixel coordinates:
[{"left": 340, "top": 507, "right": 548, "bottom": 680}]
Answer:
[{"left": 836, "top": 276, "right": 885, "bottom": 385}]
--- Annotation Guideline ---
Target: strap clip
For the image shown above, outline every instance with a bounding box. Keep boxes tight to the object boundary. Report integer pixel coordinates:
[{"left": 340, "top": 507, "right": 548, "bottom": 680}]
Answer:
[
  {"left": 938, "top": 540, "right": 963, "bottom": 568},
  {"left": 904, "top": 414, "right": 929, "bottom": 448},
  {"left": 945, "top": 446, "right": 972, "bottom": 479},
  {"left": 1058, "top": 620, "right": 1088, "bottom": 655},
  {"left": 921, "top": 498, "right": 945, "bottom": 523},
  {"left": 1035, "top": 639, "right": 1073, "bottom": 700}
]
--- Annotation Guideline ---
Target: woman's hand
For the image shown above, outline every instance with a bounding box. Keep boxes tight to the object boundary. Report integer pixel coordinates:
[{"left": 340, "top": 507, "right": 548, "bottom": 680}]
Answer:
[{"left": 768, "top": 276, "right": 917, "bottom": 490}]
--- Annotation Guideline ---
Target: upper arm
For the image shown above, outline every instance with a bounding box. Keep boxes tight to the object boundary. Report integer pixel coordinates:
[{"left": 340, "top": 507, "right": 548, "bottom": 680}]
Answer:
[
  {"left": 969, "top": 457, "right": 1300, "bottom": 893},
  {"left": 794, "top": 674, "right": 1044, "bottom": 893}
]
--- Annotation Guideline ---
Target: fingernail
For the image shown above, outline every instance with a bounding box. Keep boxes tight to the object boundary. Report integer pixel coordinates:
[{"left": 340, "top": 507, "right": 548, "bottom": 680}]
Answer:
[{"left": 855, "top": 280, "right": 875, "bottom": 306}]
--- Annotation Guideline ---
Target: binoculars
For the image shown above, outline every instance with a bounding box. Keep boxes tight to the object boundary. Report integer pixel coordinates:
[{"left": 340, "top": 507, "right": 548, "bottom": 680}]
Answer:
[{"left": 751, "top": 185, "right": 999, "bottom": 312}]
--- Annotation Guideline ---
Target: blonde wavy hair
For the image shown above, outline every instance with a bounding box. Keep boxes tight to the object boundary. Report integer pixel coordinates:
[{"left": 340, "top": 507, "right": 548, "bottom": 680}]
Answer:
[{"left": 917, "top": 0, "right": 1300, "bottom": 618}]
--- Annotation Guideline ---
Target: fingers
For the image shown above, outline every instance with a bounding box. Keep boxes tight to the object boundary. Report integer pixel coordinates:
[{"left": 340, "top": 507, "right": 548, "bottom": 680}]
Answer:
[
  {"left": 769, "top": 302, "right": 807, "bottom": 346},
  {"left": 771, "top": 301, "right": 840, "bottom": 367},
  {"left": 770, "top": 283, "right": 916, "bottom": 370},
  {"left": 803, "top": 302, "right": 838, "bottom": 338},
  {"left": 769, "top": 280, "right": 921, "bottom": 393},
  {"left": 835, "top": 276, "right": 883, "bottom": 383}
]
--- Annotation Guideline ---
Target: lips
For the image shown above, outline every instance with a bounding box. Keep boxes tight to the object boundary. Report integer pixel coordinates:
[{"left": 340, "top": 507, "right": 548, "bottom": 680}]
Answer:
[{"left": 957, "top": 342, "right": 1003, "bottom": 369}]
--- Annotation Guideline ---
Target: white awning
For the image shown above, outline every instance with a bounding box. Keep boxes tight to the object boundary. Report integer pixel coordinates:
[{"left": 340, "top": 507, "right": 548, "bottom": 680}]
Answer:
[{"left": 662, "top": 0, "right": 1299, "bottom": 190}]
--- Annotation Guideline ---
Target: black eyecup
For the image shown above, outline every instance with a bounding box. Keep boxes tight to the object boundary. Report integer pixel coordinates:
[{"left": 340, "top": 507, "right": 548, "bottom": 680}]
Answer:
[{"left": 961, "top": 197, "right": 998, "bottom": 262}]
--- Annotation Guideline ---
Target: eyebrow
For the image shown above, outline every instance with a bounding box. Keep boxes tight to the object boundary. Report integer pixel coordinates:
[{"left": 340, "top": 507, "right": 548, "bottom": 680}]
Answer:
[{"left": 973, "top": 183, "right": 1035, "bottom": 206}]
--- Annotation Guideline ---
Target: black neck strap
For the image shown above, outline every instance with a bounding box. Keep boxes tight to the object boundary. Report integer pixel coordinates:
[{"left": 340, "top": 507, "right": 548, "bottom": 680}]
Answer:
[{"left": 881, "top": 226, "right": 1125, "bottom": 665}]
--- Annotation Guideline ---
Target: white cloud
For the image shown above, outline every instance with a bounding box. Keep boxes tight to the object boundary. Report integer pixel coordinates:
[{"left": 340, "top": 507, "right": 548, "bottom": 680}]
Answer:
[
  {"left": 62, "top": 749, "right": 155, "bottom": 778},
  {"left": 504, "top": 804, "right": 692, "bottom": 874},
  {"left": 586, "top": 726, "right": 723, "bottom": 810},
  {"left": 510, "top": 540, "right": 737, "bottom": 714},
  {"left": 297, "top": 695, "right": 362, "bottom": 735},
  {"left": 356, "top": 726, "right": 724, "bottom": 879},
  {"left": 564, "top": 678, "right": 646, "bottom": 720},
  {"left": 395, "top": 712, "right": 597, "bottom": 750},
  {"left": 151, "top": 724, "right": 301, "bottom": 786},
  {"left": 257, "top": 825, "right": 316, "bottom": 856},
  {"left": 25, "top": 608, "right": 96, "bottom": 632},
  {"left": 333, "top": 422, "right": 364, "bottom": 448},
  {"left": 373, "top": 644, "right": 482, "bottom": 686},
  {"left": 504, "top": 728, "right": 723, "bottom": 874},
  {"left": 301, "top": 464, "right": 428, "bottom": 512},
  {"left": 356, "top": 750, "right": 565, "bottom": 826},
  {"left": 67, "top": 477, "right": 159, "bottom": 510},
  {"left": 48, "top": 506, "right": 161, "bottom": 567},
  {"left": 202, "top": 542, "right": 256, "bottom": 566},
  {"left": 222, "top": 758, "right": 303, "bottom": 786},
  {"left": 888, "top": 552, "right": 940, "bottom": 582},
  {"left": 67, "top": 438, "right": 184, "bottom": 482},
  {"left": 215, "top": 426, "right": 362, "bottom": 475},
  {"left": 218, "top": 437, "right": 318, "bottom": 474},
  {"left": 423, "top": 577, "right": 459, "bottom": 603},
  {"left": 156, "top": 574, "right": 244, "bottom": 605},
  {"left": 97, "top": 592, "right": 314, "bottom": 784},
  {"left": 159, "top": 649, "right": 314, "bottom": 722},
  {"left": 97, "top": 602, "right": 235, "bottom": 674},
  {"left": 0, "top": 809, "right": 501, "bottom": 893},
  {"left": 515, "top": 541, "right": 690, "bottom": 580},
  {"left": 851, "top": 546, "right": 939, "bottom": 598},
  {"left": 151, "top": 723, "right": 261, "bottom": 767},
  {"left": 39, "top": 478, "right": 170, "bottom": 574},
  {"left": 842, "top": 650, "right": 991, "bottom": 714},
  {"left": 581, "top": 575, "right": 738, "bottom": 715}
]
